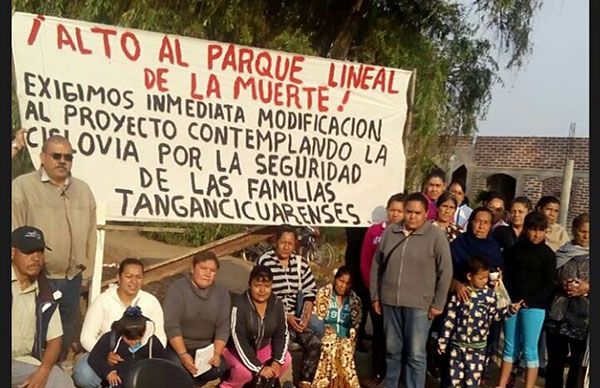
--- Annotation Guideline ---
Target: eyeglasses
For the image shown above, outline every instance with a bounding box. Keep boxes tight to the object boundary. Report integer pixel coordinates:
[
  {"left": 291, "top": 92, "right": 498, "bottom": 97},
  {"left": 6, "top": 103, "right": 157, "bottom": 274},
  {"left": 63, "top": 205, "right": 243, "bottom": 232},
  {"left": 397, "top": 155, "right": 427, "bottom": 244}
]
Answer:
[{"left": 50, "top": 153, "right": 74, "bottom": 162}]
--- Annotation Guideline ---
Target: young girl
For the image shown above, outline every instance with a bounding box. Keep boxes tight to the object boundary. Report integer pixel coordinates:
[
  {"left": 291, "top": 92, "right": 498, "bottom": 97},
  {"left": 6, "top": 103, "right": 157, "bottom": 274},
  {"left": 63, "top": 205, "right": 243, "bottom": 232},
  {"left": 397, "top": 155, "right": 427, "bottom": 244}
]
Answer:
[
  {"left": 438, "top": 256, "right": 523, "bottom": 387},
  {"left": 498, "top": 211, "right": 557, "bottom": 388},
  {"left": 88, "top": 306, "right": 165, "bottom": 387}
]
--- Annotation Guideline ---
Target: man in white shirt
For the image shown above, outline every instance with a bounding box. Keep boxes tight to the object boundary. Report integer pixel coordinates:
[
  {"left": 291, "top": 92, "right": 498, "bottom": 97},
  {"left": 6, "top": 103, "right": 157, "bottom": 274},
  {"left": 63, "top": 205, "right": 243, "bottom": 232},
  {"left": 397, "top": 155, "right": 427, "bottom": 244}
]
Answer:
[{"left": 72, "top": 258, "right": 166, "bottom": 388}]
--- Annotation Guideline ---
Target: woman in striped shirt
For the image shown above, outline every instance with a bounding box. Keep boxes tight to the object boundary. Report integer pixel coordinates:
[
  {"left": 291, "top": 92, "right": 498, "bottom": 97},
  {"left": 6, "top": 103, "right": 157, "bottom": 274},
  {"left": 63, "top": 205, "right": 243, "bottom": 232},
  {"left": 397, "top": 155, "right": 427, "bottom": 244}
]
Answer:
[{"left": 257, "top": 224, "right": 320, "bottom": 388}]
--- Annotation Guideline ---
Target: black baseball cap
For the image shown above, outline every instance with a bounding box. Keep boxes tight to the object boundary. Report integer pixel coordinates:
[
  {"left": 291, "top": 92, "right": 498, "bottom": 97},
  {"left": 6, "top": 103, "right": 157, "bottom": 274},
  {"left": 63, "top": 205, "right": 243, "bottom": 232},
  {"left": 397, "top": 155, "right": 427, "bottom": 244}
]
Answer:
[{"left": 12, "top": 226, "right": 52, "bottom": 254}]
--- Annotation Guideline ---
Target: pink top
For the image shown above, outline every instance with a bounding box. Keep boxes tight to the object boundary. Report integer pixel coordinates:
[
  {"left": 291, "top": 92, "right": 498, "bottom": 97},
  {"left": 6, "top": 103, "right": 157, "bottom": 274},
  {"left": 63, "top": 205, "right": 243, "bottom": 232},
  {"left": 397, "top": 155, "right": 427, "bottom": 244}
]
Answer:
[
  {"left": 425, "top": 193, "right": 438, "bottom": 221},
  {"left": 360, "top": 222, "right": 387, "bottom": 290}
]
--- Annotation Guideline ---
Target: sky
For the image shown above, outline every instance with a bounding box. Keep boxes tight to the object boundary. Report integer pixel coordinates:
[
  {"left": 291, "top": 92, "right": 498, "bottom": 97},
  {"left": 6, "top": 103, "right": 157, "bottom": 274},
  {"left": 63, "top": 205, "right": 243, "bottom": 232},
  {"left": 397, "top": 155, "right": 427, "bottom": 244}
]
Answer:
[{"left": 475, "top": 1, "right": 589, "bottom": 137}]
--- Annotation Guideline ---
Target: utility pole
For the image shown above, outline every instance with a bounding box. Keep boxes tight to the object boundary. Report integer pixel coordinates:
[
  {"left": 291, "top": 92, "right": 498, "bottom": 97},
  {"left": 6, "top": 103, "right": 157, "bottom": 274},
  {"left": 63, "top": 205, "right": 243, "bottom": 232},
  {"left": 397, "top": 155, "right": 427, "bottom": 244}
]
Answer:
[{"left": 558, "top": 123, "right": 575, "bottom": 227}]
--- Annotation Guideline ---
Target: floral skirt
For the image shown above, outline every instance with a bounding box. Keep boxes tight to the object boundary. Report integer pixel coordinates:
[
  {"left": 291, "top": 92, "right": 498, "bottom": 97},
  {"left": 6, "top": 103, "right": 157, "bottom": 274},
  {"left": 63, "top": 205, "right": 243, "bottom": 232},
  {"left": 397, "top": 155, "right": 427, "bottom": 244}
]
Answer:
[{"left": 312, "top": 332, "right": 360, "bottom": 388}]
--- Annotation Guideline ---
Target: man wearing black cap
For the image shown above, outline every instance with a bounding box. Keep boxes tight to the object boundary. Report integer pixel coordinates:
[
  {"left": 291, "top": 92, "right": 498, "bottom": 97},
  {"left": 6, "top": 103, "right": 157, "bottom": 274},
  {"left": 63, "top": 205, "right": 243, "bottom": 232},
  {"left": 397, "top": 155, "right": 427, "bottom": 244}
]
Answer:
[
  {"left": 12, "top": 226, "right": 75, "bottom": 387},
  {"left": 12, "top": 135, "right": 97, "bottom": 361}
]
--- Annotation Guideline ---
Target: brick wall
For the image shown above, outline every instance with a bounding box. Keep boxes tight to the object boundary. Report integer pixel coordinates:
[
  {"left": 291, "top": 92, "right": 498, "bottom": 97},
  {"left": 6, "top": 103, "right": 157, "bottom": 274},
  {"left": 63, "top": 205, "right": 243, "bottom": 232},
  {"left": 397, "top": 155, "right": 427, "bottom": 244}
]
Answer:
[
  {"left": 468, "top": 172, "right": 488, "bottom": 206},
  {"left": 541, "top": 176, "right": 564, "bottom": 199},
  {"left": 443, "top": 136, "right": 474, "bottom": 147},
  {"left": 521, "top": 175, "right": 543, "bottom": 202},
  {"left": 473, "top": 137, "right": 588, "bottom": 171},
  {"left": 467, "top": 172, "right": 587, "bottom": 229},
  {"left": 448, "top": 136, "right": 588, "bottom": 227},
  {"left": 567, "top": 175, "right": 589, "bottom": 227}
]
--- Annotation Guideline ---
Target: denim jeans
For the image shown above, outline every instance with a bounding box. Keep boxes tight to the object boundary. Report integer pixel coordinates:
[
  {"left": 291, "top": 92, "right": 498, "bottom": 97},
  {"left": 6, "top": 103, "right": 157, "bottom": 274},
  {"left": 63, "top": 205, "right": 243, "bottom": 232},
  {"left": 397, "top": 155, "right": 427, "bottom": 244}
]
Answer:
[
  {"left": 308, "top": 314, "right": 325, "bottom": 338},
  {"left": 72, "top": 353, "right": 102, "bottom": 388},
  {"left": 12, "top": 359, "right": 75, "bottom": 387},
  {"left": 48, "top": 273, "right": 83, "bottom": 361},
  {"left": 502, "top": 308, "right": 545, "bottom": 368},
  {"left": 382, "top": 305, "right": 432, "bottom": 388}
]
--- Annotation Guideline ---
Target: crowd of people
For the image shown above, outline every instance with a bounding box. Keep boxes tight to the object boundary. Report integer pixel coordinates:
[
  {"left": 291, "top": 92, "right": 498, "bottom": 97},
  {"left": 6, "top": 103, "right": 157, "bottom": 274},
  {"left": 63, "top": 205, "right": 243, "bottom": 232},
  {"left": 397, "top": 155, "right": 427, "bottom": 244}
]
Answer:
[
  {"left": 345, "top": 169, "right": 589, "bottom": 388},
  {"left": 11, "top": 133, "right": 590, "bottom": 388}
]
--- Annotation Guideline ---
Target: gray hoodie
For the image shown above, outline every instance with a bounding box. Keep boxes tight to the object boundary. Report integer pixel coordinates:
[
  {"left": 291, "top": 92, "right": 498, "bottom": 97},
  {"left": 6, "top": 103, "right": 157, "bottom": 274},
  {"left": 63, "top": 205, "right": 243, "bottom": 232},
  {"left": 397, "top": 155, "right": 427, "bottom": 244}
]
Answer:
[{"left": 370, "top": 221, "right": 452, "bottom": 311}]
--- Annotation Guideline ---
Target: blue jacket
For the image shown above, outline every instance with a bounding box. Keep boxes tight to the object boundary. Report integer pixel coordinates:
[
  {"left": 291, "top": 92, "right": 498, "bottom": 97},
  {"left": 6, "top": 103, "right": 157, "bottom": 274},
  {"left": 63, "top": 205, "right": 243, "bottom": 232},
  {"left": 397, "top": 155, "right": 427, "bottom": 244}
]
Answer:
[{"left": 30, "top": 273, "right": 60, "bottom": 361}]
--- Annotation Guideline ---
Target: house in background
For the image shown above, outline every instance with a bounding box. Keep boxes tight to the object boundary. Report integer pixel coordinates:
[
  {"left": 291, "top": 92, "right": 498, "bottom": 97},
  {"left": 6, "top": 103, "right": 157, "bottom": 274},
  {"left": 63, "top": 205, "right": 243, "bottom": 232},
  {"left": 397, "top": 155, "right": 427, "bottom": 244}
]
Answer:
[{"left": 445, "top": 136, "right": 589, "bottom": 228}]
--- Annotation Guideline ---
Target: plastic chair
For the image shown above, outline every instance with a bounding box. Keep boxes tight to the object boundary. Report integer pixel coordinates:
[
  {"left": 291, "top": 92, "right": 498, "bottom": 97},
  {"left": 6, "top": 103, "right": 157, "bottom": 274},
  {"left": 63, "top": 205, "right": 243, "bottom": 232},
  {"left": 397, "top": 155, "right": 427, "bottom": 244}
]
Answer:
[{"left": 125, "top": 358, "right": 194, "bottom": 388}]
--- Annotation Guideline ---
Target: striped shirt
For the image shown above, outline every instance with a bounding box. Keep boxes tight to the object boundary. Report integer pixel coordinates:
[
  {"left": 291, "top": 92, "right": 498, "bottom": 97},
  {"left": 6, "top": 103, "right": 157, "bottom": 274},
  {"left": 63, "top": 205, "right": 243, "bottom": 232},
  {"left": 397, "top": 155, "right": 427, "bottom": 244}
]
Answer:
[{"left": 257, "top": 250, "right": 317, "bottom": 314}]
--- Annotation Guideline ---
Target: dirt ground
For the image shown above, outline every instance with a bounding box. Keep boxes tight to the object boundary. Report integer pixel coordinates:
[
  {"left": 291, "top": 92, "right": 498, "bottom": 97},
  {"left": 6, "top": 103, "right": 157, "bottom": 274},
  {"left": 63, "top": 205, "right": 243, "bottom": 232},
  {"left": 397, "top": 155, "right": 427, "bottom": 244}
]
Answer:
[{"left": 68, "top": 230, "right": 546, "bottom": 387}]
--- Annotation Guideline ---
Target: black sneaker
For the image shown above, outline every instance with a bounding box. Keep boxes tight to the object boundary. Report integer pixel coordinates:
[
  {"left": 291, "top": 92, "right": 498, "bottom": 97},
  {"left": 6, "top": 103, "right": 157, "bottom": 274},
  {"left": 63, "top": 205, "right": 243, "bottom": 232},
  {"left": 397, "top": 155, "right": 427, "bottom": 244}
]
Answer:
[
  {"left": 356, "top": 340, "right": 369, "bottom": 353},
  {"left": 538, "top": 367, "right": 547, "bottom": 378},
  {"left": 507, "top": 366, "right": 524, "bottom": 388}
]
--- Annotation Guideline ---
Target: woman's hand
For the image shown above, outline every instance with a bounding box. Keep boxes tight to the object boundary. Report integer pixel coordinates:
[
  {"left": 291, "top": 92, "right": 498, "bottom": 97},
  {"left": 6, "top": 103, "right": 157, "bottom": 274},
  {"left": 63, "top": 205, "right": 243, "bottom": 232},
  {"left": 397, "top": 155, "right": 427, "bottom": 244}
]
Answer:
[
  {"left": 208, "top": 354, "right": 221, "bottom": 368},
  {"left": 270, "top": 361, "right": 282, "bottom": 376},
  {"left": 259, "top": 366, "right": 276, "bottom": 378},
  {"left": 509, "top": 299, "right": 525, "bottom": 314},
  {"left": 567, "top": 279, "right": 589, "bottom": 297},
  {"left": 287, "top": 314, "right": 304, "bottom": 333},
  {"left": 489, "top": 268, "right": 503, "bottom": 288},
  {"left": 453, "top": 280, "right": 469, "bottom": 302},
  {"left": 437, "top": 343, "right": 446, "bottom": 355},
  {"left": 324, "top": 325, "right": 336, "bottom": 335},
  {"left": 299, "top": 301, "right": 314, "bottom": 329},
  {"left": 106, "top": 351, "right": 124, "bottom": 366},
  {"left": 179, "top": 353, "right": 199, "bottom": 375},
  {"left": 372, "top": 300, "right": 382, "bottom": 315},
  {"left": 106, "top": 370, "right": 122, "bottom": 387},
  {"left": 428, "top": 306, "right": 443, "bottom": 320}
]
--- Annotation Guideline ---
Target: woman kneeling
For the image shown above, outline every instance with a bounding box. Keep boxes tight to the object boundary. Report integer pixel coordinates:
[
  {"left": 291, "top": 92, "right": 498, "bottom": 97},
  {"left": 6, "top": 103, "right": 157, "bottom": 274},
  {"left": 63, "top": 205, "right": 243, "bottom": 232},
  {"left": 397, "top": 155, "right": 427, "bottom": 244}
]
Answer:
[
  {"left": 312, "top": 266, "right": 362, "bottom": 387},
  {"left": 221, "top": 265, "right": 292, "bottom": 388}
]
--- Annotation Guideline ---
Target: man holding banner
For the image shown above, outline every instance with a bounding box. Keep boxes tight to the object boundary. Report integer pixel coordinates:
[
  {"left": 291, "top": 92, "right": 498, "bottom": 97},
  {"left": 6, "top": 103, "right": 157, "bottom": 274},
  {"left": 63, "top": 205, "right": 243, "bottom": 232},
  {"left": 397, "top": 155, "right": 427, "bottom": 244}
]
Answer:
[{"left": 12, "top": 135, "right": 98, "bottom": 362}]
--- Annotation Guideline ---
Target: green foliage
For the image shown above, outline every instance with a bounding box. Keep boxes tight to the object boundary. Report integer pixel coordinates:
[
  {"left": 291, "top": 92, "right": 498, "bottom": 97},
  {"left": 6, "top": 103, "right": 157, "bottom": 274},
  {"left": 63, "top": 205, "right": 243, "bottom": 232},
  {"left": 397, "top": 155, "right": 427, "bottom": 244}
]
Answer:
[
  {"left": 266, "top": 29, "right": 318, "bottom": 56},
  {"left": 472, "top": 0, "right": 543, "bottom": 69},
  {"left": 11, "top": 89, "right": 34, "bottom": 179},
  {"left": 143, "top": 222, "right": 246, "bottom": 246}
]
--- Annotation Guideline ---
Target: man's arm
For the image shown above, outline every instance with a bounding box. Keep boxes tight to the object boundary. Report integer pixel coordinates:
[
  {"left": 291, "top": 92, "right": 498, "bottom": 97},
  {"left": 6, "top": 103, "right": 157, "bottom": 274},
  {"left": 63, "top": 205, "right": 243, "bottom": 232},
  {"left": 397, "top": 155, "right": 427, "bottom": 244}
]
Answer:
[
  {"left": 84, "top": 192, "right": 98, "bottom": 280},
  {"left": 432, "top": 233, "right": 453, "bottom": 311},
  {"left": 12, "top": 128, "right": 27, "bottom": 159},
  {"left": 11, "top": 179, "right": 27, "bottom": 229},
  {"left": 21, "top": 336, "right": 62, "bottom": 388}
]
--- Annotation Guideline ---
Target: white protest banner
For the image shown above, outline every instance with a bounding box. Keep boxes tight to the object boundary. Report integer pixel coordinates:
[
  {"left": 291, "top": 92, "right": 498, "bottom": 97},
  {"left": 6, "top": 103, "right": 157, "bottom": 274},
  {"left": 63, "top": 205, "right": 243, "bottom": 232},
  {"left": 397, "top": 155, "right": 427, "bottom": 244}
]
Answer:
[{"left": 12, "top": 12, "right": 411, "bottom": 227}]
